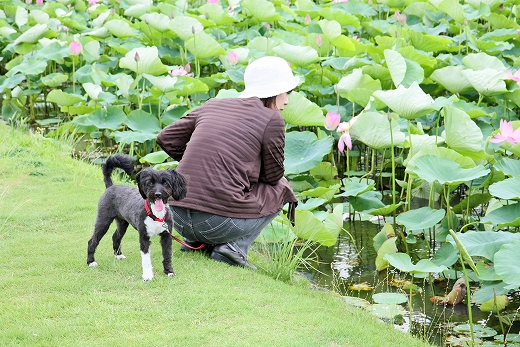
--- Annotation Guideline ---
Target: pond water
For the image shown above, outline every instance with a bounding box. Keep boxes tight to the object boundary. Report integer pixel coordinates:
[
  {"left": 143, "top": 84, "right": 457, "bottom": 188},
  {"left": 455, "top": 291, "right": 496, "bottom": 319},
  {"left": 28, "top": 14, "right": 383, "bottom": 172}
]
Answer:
[{"left": 301, "top": 219, "right": 520, "bottom": 346}]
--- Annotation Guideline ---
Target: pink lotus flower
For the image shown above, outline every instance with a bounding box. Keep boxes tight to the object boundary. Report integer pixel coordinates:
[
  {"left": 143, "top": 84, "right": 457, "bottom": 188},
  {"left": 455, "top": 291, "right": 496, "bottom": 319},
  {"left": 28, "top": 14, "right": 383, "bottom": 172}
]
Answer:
[
  {"left": 324, "top": 112, "right": 340, "bottom": 131},
  {"left": 227, "top": 51, "right": 238, "bottom": 66},
  {"left": 207, "top": 0, "right": 220, "bottom": 4},
  {"left": 69, "top": 41, "right": 82, "bottom": 55},
  {"left": 63, "top": 26, "right": 69, "bottom": 32},
  {"left": 304, "top": 14, "right": 311, "bottom": 26},
  {"left": 316, "top": 34, "right": 322, "bottom": 48},
  {"left": 169, "top": 67, "right": 188, "bottom": 76},
  {"left": 88, "top": 0, "right": 100, "bottom": 6},
  {"left": 337, "top": 116, "right": 358, "bottom": 152},
  {"left": 490, "top": 119, "right": 520, "bottom": 144},
  {"left": 395, "top": 10, "right": 406, "bottom": 26},
  {"left": 36, "top": 0, "right": 43, "bottom": 5},
  {"left": 505, "top": 70, "right": 520, "bottom": 83}
]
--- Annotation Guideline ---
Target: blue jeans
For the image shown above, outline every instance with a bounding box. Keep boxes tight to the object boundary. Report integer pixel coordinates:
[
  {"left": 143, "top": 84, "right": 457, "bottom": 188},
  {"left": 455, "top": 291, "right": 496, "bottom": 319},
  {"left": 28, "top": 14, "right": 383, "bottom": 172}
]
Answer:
[{"left": 171, "top": 207, "right": 278, "bottom": 260}]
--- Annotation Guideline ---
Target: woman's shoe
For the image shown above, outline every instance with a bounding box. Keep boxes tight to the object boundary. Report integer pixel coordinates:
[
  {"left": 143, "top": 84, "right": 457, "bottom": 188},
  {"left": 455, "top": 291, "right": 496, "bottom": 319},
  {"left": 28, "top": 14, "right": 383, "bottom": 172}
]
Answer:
[{"left": 210, "top": 244, "right": 257, "bottom": 270}]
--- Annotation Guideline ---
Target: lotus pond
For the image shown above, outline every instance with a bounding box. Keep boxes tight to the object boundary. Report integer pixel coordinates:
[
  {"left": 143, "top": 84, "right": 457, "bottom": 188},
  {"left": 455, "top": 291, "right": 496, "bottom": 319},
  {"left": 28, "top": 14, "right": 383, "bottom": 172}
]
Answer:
[{"left": 2, "top": 0, "right": 520, "bottom": 346}]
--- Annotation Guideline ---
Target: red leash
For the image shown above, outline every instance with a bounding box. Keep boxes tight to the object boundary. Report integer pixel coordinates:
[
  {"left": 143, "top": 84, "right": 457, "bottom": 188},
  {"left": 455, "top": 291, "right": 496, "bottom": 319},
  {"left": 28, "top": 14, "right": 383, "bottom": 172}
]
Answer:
[{"left": 167, "top": 231, "right": 207, "bottom": 250}]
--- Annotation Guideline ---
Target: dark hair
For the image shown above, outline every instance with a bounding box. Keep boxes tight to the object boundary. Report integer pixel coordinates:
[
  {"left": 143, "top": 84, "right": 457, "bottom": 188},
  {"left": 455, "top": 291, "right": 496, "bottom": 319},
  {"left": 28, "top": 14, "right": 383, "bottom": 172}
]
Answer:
[{"left": 259, "top": 90, "right": 294, "bottom": 110}]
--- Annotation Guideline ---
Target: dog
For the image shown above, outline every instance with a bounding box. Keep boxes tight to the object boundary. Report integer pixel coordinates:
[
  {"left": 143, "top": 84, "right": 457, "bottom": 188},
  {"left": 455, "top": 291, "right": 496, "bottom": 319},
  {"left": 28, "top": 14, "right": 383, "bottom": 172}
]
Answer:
[{"left": 86, "top": 153, "right": 187, "bottom": 281}]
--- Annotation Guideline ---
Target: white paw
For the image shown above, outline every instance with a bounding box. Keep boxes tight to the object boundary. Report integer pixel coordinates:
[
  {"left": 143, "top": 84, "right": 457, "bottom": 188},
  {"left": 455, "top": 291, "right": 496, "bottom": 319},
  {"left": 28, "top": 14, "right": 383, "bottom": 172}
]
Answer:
[
  {"left": 115, "top": 254, "right": 126, "bottom": 260},
  {"left": 88, "top": 262, "right": 98, "bottom": 267},
  {"left": 167, "top": 272, "right": 175, "bottom": 277},
  {"left": 142, "top": 275, "right": 153, "bottom": 282}
]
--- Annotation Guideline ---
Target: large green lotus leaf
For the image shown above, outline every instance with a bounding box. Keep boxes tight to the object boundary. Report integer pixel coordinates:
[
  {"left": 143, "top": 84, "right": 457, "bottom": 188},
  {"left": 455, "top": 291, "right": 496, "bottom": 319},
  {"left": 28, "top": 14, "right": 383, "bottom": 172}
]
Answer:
[
  {"left": 124, "top": 3, "right": 151, "bottom": 18},
  {"left": 198, "top": 4, "right": 236, "bottom": 25},
  {"left": 430, "top": 66, "right": 473, "bottom": 94},
  {"left": 13, "top": 23, "right": 48, "bottom": 45},
  {"left": 41, "top": 73, "right": 68, "bottom": 88},
  {"left": 6, "top": 59, "right": 47, "bottom": 78},
  {"left": 494, "top": 158, "right": 520, "bottom": 177},
  {"left": 385, "top": 252, "right": 447, "bottom": 277},
  {"left": 169, "top": 16, "right": 204, "bottom": 41},
  {"left": 113, "top": 130, "right": 156, "bottom": 144},
  {"left": 85, "top": 107, "right": 127, "bottom": 130},
  {"left": 142, "top": 73, "right": 177, "bottom": 93},
  {"left": 322, "top": 204, "right": 344, "bottom": 239},
  {"left": 15, "top": 5, "right": 28, "bottom": 27},
  {"left": 369, "top": 303, "right": 406, "bottom": 319},
  {"left": 481, "top": 203, "right": 520, "bottom": 227},
  {"left": 384, "top": 49, "right": 424, "bottom": 87},
  {"left": 336, "top": 179, "right": 375, "bottom": 197},
  {"left": 472, "top": 282, "right": 510, "bottom": 305},
  {"left": 299, "top": 186, "right": 339, "bottom": 202},
  {"left": 174, "top": 76, "right": 210, "bottom": 96},
  {"left": 408, "top": 30, "right": 455, "bottom": 53},
  {"left": 140, "top": 13, "right": 171, "bottom": 32},
  {"left": 242, "top": 0, "right": 282, "bottom": 22},
  {"left": 68, "top": 105, "right": 95, "bottom": 116},
  {"left": 406, "top": 146, "right": 475, "bottom": 177},
  {"left": 461, "top": 68, "right": 507, "bottom": 96},
  {"left": 349, "top": 111, "right": 405, "bottom": 149},
  {"left": 318, "top": 19, "right": 341, "bottom": 40},
  {"left": 46, "top": 90, "right": 84, "bottom": 106},
  {"left": 330, "top": 35, "right": 356, "bottom": 53},
  {"left": 489, "top": 176, "right": 520, "bottom": 200},
  {"left": 284, "top": 131, "right": 333, "bottom": 175},
  {"left": 366, "top": 202, "right": 405, "bottom": 216},
  {"left": 296, "top": 197, "right": 327, "bottom": 211},
  {"left": 462, "top": 52, "right": 506, "bottom": 71},
  {"left": 34, "top": 42, "right": 70, "bottom": 62},
  {"left": 140, "top": 151, "right": 170, "bottom": 165},
  {"left": 258, "top": 218, "right": 296, "bottom": 244},
  {"left": 396, "top": 206, "right": 445, "bottom": 231},
  {"left": 336, "top": 69, "right": 382, "bottom": 108},
  {"left": 475, "top": 261, "right": 501, "bottom": 282},
  {"left": 443, "top": 106, "right": 483, "bottom": 154},
  {"left": 479, "top": 295, "right": 509, "bottom": 313},
  {"left": 309, "top": 162, "right": 338, "bottom": 182},
  {"left": 104, "top": 19, "right": 135, "bottom": 38},
  {"left": 272, "top": 43, "right": 319, "bottom": 67},
  {"left": 373, "top": 82, "right": 435, "bottom": 119},
  {"left": 494, "top": 238, "right": 520, "bottom": 290},
  {"left": 431, "top": 243, "right": 459, "bottom": 268},
  {"left": 119, "top": 46, "right": 168, "bottom": 76},
  {"left": 448, "top": 231, "right": 520, "bottom": 260},
  {"left": 124, "top": 109, "right": 162, "bottom": 133},
  {"left": 413, "top": 155, "right": 490, "bottom": 185},
  {"left": 349, "top": 191, "right": 385, "bottom": 212},
  {"left": 437, "top": 0, "right": 465, "bottom": 24},
  {"left": 82, "top": 83, "right": 116, "bottom": 103},
  {"left": 185, "top": 32, "right": 225, "bottom": 59},
  {"left": 372, "top": 292, "right": 408, "bottom": 305},
  {"left": 507, "top": 89, "right": 520, "bottom": 108},
  {"left": 291, "top": 210, "right": 338, "bottom": 246},
  {"left": 282, "top": 92, "right": 324, "bottom": 126},
  {"left": 375, "top": 237, "right": 397, "bottom": 271},
  {"left": 452, "top": 192, "right": 492, "bottom": 214}
]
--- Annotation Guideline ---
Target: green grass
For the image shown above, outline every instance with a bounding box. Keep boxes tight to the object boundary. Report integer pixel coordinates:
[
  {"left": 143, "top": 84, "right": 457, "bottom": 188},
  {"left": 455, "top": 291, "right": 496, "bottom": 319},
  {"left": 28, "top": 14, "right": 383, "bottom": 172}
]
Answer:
[{"left": 0, "top": 124, "right": 433, "bottom": 347}]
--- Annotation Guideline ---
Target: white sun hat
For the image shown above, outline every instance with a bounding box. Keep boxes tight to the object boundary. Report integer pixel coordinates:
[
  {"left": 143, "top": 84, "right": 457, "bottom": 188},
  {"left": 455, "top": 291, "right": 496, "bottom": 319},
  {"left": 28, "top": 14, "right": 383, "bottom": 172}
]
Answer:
[{"left": 240, "top": 56, "right": 300, "bottom": 98}]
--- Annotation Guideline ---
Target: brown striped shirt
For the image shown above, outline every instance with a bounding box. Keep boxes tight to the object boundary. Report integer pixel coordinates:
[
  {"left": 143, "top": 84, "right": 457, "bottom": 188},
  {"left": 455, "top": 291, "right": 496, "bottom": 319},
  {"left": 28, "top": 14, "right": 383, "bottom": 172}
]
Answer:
[{"left": 156, "top": 97, "right": 297, "bottom": 218}]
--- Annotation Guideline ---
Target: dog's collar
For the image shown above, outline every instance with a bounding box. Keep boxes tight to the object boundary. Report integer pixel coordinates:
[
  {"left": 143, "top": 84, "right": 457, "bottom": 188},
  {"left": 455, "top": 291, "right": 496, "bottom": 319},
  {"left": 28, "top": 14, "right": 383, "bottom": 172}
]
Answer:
[{"left": 144, "top": 199, "right": 168, "bottom": 223}]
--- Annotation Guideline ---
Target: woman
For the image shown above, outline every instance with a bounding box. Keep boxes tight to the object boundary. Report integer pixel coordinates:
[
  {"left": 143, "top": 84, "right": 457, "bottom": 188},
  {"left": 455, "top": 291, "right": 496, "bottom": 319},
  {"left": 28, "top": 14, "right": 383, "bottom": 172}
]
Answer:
[{"left": 156, "top": 56, "right": 298, "bottom": 269}]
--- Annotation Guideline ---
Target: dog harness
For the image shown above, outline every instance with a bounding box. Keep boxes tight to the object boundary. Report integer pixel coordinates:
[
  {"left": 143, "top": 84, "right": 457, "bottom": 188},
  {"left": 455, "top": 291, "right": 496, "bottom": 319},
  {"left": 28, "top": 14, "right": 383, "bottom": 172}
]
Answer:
[{"left": 144, "top": 199, "right": 167, "bottom": 223}]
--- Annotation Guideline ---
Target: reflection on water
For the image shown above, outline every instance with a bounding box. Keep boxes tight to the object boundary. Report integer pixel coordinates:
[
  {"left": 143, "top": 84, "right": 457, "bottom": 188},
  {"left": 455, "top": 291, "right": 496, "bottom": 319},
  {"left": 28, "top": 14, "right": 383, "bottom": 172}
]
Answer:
[{"left": 300, "top": 219, "right": 520, "bottom": 346}]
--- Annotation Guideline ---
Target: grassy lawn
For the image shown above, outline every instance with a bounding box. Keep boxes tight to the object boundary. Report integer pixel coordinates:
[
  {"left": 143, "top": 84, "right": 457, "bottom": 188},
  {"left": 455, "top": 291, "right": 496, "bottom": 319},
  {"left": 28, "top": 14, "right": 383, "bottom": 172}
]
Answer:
[{"left": 0, "top": 124, "right": 433, "bottom": 347}]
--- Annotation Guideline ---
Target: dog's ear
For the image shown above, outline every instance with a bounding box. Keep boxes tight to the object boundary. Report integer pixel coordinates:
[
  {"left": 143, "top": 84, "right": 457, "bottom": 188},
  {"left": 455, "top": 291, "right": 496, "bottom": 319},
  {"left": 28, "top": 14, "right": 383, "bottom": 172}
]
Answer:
[
  {"left": 168, "top": 169, "right": 187, "bottom": 201},
  {"left": 135, "top": 171, "right": 147, "bottom": 199}
]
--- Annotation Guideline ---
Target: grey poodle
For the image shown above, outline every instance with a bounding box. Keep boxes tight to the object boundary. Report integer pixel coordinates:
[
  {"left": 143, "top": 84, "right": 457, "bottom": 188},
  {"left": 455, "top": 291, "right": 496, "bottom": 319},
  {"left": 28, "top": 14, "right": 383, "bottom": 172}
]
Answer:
[{"left": 86, "top": 154, "right": 187, "bottom": 281}]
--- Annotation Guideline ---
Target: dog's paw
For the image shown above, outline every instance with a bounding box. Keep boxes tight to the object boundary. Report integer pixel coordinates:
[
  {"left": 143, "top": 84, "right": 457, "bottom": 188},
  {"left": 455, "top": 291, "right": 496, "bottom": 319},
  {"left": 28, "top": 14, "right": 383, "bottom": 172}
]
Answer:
[
  {"left": 88, "top": 262, "right": 98, "bottom": 267},
  {"left": 142, "top": 275, "right": 153, "bottom": 282},
  {"left": 167, "top": 272, "right": 175, "bottom": 277},
  {"left": 115, "top": 254, "right": 126, "bottom": 260}
]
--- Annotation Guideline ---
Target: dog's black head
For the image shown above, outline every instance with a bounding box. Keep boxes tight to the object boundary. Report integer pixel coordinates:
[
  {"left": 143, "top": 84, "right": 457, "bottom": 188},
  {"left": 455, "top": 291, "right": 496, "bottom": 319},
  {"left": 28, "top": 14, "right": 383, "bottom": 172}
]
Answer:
[{"left": 136, "top": 168, "right": 187, "bottom": 203}]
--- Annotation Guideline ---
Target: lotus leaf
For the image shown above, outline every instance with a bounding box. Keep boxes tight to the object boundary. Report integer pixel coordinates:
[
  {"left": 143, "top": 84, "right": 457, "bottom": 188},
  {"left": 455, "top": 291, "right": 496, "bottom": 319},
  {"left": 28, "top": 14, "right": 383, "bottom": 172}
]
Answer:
[
  {"left": 140, "top": 13, "right": 171, "bottom": 33},
  {"left": 82, "top": 107, "right": 127, "bottom": 131},
  {"left": 143, "top": 73, "right": 177, "bottom": 93},
  {"left": 461, "top": 68, "right": 508, "bottom": 96},
  {"left": 242, "top": 0, "right": 282, "bottom": 22},
  {"left": 385, "top": 252, "right": 447, "bottom": 277},
  {"left": 494, "top": 238, "right": 520, "bottom": 290},
  {"left": 430, "top": 66, "right": 473, "bottom": 94},
  {"left": 124, "top": 110, "right": 162, "bottom": 134},
  {"left": 447, "top": 231, "right": 520, "bottom": 260},
  {"left": 384, "top": 49, "right": 424, "bottom": 88},
  {"left": 119, "top": 46, "right": 168, "bottom": 76},
  {"left": 272, "top": 43, "right": 319, "bottom": 67},
  {"left": 104, "top": 19, "right": 136, "bottom": 38},
  {"left": 113, "top": 131, "right": 156, "bottom": 144},
  {"left": 396, "top": 206, "right": 445, "bottom": 231},
  {"left": 373, "top": 82, "right": 435, "bottom": 120},
  {"left": 46, "top": 90, "right": 84, "bottom": 107},
  {"left": 291, "top": 210, "right": 338, "bottom": 246},
  {"left": 282, "top": 92, "right": 325, "bottom": 127},
  {"left": 284, "top": 131, "right": 332, "bottom": 175},
  {"left": 349, "top": 111, "right": 405, "bottom": 149},
  {"left": 481, "top": 203, "right": 520, "bottom": 227},
  {"left": 442, "top": 106, "right": 483, "bottom": 154},
  {"left": 13, "top": 23, "right": 47, "bottom": 45},
  {"left": 375, "top": 237, "right": 397, "bottom": 271},
  {"left": 494, "top": 158, "right": 520, "bottom": 177},
  {"left": 412, "top": 155, "right": 489, "bottom": 184},
  {"left": 372, "top": 293, "right": 408, "bottom": 305},
  {"left": 185, "top": 32, "right": 226, "bottom": 60}
]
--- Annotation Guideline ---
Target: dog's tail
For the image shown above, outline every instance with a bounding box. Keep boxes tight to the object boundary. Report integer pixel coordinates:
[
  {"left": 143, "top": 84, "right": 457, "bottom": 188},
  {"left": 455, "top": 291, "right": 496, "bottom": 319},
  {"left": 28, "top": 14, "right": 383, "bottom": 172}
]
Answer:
[{"left": 102, "top": 154, "right": 134, "bottom": 189}]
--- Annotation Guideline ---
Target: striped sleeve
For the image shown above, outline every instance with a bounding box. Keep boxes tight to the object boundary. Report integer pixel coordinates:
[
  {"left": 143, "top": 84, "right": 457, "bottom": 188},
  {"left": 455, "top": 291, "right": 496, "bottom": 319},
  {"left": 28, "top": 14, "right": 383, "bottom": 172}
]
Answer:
[{"left": 260, "top": 112, "right": 285, "bottom": 185}]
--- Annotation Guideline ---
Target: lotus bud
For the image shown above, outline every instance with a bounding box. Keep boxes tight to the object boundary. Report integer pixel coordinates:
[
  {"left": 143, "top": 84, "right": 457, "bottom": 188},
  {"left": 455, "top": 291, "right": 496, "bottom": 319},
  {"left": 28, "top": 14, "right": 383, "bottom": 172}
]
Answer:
[
  {"left": 304, "top": 14, "right": 311, "bottom": 26},
  {"left": 324, "top": 112, "right": 341, "bottom": 131},
  {"left": 69, "top": 41, "right": 82, "bottom": 55},
  {"left": 134, "top": 52, "right": 140, "bottom": 62},
  {"left": 227, "top": 51, "right": 238, "bottom": 66},
  {"left": 316, "top": 34, "right": 322, "bottom": 48}
]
